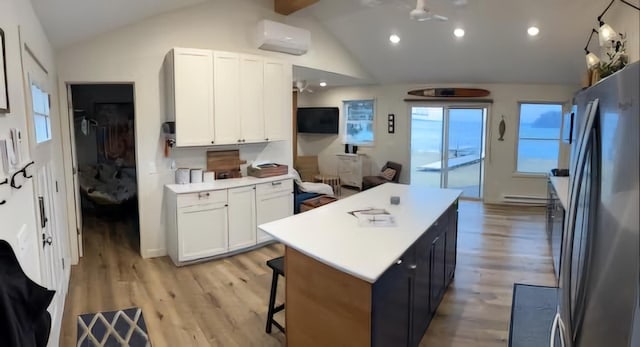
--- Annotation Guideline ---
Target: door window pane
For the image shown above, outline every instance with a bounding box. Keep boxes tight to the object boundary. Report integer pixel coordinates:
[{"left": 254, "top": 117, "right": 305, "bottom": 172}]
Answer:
[
  {"left": 410, "top": 107, "right": 443, "bottom": 189},
  {"left": 447, "top": 108, "right": 485, "bottom": 198},
  {"left": 517, "top": 103, "right": 563, "bottom": 173},
  {"left": 31, "top": 83, "right": 51, "bottom": 143}
]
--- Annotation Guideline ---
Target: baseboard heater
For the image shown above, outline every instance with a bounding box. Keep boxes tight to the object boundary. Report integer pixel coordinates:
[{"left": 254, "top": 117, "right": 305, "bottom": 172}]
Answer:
[{"left": 502, "top": 194, "right": 549, "bottom": 206}]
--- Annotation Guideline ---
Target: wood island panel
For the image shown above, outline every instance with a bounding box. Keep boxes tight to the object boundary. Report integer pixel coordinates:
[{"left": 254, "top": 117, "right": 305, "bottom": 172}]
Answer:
[{"left": 285, "top": 247, "right": 372, "bottom": 347}]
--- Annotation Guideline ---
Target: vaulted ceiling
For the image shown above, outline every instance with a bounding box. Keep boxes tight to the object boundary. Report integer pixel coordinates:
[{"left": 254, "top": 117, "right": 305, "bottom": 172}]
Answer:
[
  {"left": 299, "top": 0, "right": 617, "bottom": 84},
  {"left": 31, "top": 0, "right": 631, "bottom": 85}
]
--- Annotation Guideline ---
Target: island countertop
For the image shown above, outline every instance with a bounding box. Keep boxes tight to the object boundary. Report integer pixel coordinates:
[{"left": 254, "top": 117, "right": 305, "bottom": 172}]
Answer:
[{"left": 259, "top": 183, "right": 462, "bottom": 283}]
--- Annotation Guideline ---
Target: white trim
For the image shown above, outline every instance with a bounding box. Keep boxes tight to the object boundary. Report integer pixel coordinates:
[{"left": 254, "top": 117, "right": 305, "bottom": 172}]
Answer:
[{"left": 143, "top": 248, "right": 167, "bottom": 258}]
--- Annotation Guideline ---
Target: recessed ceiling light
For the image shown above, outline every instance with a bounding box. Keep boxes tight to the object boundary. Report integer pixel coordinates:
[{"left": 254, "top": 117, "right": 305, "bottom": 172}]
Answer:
[
  {"left": 389, "top": 34, "right": 401, "bottom": 44},
  {"left": 453, "top": 28, "right": 465, "bottom": 38},
  {"left": 527, "top": 26, "right": 540, "bottom": 36},
  {"left": 319, "top": 82, "right": 327, "bottom": 87}
]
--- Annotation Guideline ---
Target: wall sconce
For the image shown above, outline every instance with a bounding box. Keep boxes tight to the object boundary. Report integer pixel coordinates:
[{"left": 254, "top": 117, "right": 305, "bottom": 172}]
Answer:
[
  {"left": 597, "top": 0, "right": 640, "bottom": 46},
  {"left": 584, "top": 28, "right": 601, "bottom": 69}
]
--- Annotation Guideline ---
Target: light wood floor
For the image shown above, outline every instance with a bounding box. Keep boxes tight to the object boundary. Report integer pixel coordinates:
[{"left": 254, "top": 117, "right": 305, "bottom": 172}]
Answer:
[{"left": 61, "top": 201, "right": 555, "bottom": 347}]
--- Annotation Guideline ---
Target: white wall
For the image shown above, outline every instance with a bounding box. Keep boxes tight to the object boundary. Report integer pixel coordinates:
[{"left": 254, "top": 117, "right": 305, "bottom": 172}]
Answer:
[
  {"left": 297, "top": 83, "right": 577, "bottom": 204},
  {"left": 0, "top": 0, "right": 68, "bottom": 282},
  {"left": 607, "top": 3, "right": 640, "bottom": 63},
  {"left": 55, "top": 0, "right": 370, "bottom": 259}
]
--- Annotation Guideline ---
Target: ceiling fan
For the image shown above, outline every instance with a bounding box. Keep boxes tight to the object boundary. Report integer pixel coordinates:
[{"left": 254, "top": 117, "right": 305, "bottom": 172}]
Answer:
[
  {"left": 294, "top": 80, "right": 314, "bottom": 93},
  {"left": 410, "top": 0, "right": 448, "bottom": 22},
  {"left": 360, "top": 0, "right": 460, "bottom": 22}
]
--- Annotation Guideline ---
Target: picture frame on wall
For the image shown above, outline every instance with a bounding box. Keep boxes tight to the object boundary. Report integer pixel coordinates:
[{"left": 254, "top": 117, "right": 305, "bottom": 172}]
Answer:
[{"left": 0, "top": 28, "right": 9, "bottom": 113}]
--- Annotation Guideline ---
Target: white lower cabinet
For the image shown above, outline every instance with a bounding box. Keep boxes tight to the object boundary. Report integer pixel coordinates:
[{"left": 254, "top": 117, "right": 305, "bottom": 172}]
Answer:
[
  {"left": 166, "top": 178, "right": 293, "bottom": 265},
  {"left": 177, "top": 202, "right": 228, "bottom": 261},
  {"left": 227, "top": 186, "right": 257, "bottom": 251},
  {"left": 256, "top": 191, "right": 293, "bottom": 243}
]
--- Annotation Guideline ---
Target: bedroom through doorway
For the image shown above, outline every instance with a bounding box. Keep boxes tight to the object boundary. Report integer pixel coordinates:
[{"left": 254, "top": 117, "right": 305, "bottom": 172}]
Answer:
[{"left": 68, "top": 84, "right": 139, "bottom": 257}]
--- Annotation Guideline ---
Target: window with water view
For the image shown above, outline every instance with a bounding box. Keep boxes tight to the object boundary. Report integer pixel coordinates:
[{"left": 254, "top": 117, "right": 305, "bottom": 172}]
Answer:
[
  {"left": 344, "top": 99, "right": 375, "bottom": 146},
  {"left": 516, "top": 103, "right": 563, "bottom": 174}
]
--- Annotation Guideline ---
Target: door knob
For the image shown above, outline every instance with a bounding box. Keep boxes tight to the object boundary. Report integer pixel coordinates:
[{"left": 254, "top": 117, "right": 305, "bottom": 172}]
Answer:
[{"left": 42, "top": 234, "right": 53, "bottom": 247}]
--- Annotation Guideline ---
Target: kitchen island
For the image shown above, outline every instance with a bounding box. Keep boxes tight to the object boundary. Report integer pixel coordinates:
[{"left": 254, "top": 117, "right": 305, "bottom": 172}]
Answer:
[{"left": 259, "top": 183, "right": 461, "bottom": 347}]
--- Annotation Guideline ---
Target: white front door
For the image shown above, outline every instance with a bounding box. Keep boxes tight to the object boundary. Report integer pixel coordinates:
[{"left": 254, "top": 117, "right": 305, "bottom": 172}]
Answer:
[{"left": 23, "top": 50, "right": 67, "bottom": 346}]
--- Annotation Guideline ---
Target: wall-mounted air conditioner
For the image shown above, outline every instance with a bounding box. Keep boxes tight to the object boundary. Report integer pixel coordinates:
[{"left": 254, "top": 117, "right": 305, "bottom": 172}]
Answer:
[{"left": 256, "top": 20, "right": 310, "bottom": 56}]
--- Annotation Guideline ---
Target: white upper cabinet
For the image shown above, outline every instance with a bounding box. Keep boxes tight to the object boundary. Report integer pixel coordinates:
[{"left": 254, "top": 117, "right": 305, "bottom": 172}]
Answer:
[
  {"left": 167, "top": 48, "right": 215, "bottom": 147},
  {"left": 240, "top": 55, "right": 266, "bottom": 143},
  {"left": 165, "top": 48, "right": 291, "bottom": 147},
  {"left": 214, "top": 51, "right": 242, "bottom": 144},
  {"left": 264, "top": 59, "right": 292, "bottom": 142}
]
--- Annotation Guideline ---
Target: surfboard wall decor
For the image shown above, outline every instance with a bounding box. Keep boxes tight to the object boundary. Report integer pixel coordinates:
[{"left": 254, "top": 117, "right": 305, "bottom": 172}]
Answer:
[{"left": 408, "top": 88, "right": 490, "bottom": 98}]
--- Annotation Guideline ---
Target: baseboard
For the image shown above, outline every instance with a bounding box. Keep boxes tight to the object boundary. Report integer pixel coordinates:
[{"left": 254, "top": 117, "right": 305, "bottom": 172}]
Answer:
[{"left": 143, "top": 248, "right": 167, "bottom": 259}]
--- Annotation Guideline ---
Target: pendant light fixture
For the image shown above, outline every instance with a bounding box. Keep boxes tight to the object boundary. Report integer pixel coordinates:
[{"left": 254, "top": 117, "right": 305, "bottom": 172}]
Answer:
[
  {"left": 584, "top": 29, "right": 601, "bottom": 69},
  {"left": 596, "top": 0, "right": 640, "bottom": 46}
]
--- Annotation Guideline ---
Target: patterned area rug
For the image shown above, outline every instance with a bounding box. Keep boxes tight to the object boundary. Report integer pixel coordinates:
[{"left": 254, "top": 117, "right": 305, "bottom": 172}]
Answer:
[{"left": 77, "top": 307, "right": 151, "bottom": 347}]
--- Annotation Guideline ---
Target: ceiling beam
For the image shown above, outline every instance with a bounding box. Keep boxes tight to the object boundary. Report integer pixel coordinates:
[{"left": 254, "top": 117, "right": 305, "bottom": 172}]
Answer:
[{"left": 274, "top": 0, "right": 319, "bottom": 15}]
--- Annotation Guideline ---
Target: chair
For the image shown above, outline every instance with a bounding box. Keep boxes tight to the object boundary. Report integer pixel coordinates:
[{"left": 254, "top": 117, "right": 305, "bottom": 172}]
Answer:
[
  {"left": 362, "top": 161, "right": 402, "bottom": 190},
  {"left": 295, "top": 156, "right": 320, "bottom": 182},
  {"left": 265, "top": 256, "right": 285, "bottom": 334}
]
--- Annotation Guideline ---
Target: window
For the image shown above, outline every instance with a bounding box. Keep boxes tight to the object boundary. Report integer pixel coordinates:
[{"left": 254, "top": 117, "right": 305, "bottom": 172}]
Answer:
[
  {"left": 343, "top": 99, "right": 375, "bottom": 146},
  {"left": 31, "top": 83, "right": 51, "bottom": 143},
  {"left": 516, "top": 103, "right": 563, "bottom": 173}
]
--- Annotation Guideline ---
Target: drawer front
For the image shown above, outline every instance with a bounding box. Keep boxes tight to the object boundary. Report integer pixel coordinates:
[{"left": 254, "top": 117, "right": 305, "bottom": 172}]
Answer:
[
  {"left": 177, "top": 190, "right": 227, "bottom": 208},
  {"left": 256, "top": 179, "right": 293, "bottom": 196}
]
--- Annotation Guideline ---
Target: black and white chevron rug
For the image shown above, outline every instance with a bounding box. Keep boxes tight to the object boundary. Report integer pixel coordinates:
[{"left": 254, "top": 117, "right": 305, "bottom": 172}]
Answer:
[{"left": 77, "top": 307, "right": 150, "bottom": 347}]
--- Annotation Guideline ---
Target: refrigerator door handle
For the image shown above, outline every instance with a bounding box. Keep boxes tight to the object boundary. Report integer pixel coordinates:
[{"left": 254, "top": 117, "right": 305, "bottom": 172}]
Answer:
[
  {"left": 550, "top": 313, "right": 559, "bottom": 347},
  {"left": 560, "top": 98, "right": 599, "bottom": 347}
]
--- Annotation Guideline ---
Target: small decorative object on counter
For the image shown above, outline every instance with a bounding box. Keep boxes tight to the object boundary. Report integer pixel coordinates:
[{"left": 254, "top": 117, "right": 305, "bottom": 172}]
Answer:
[
  {"left": 190, "top": 169, "right": 203, "bottom": 183},
  {"left": 203, "top": 171, "right": 215, "bottom": 183},
  {"left": 390, "top": 196, "right": 400, "bottom": 205},
  {"left": 175, "top": 168, "right": 189, "bottom": 184},
  {"left": 247, "top": 163, "right": 288, "bottom": 178}
]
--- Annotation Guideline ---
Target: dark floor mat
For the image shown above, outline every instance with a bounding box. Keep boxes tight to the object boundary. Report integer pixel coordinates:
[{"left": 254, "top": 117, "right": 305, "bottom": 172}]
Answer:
[
  {"left": 508, "top": 283, "right": 559, "bottom": 347},
  {"left": 77, "top": 307, "right": 150, "bottom": 347}
]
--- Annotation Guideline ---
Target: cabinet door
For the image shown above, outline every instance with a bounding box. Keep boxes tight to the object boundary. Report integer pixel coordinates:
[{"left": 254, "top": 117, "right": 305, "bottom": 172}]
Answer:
[
  {"left": 173, "top": 49, "right": 215, "bottom": 146},
  {"left": 445, "top": 204, "right": 458, "bottom": 283},
  {"left": 214, "top": 51, "right": 241, "bottom": 144},
  {"left": 240, "top": 55, "right": 265, "bottom": 142},
  {"left": 256, "top": 191, "right": 293, "bottom": 243},
  {"left": 177, "top": 203, "right": 227, "bottom": 261},
  {"left": 411, "top": 232, "right": 433, "bottom": 346},
  {"left": 227, "top": 186, "right": 257, "bottom": 251},
  {"left": 429, "top": 233, "right": 447, "bottom": 313},
  {"left": 372, "top": 254, "right": 412, "bottom": 347},
  {"left": 264, "top": 60, "right": 291, "bottom": 141}
]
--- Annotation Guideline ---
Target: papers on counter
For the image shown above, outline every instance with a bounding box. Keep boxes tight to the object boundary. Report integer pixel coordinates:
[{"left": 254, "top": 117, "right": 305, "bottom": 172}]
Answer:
[{"left": 349, "top": 208, "right": 397, "bottom": 227}]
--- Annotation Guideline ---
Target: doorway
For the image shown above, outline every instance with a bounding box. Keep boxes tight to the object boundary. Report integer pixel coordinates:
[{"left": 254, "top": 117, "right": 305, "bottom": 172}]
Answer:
[
  {"left": 68, "top": 84, "right": 139, "bottom": 257},
  {"left": 410, "top": 104, "right": 488, "bottom": 199}
]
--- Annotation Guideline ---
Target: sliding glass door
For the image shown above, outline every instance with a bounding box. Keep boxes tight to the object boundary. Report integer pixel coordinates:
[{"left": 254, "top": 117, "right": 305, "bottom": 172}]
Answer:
[{"left": 410, "top": 105, "right": 488, "bottom": 199}]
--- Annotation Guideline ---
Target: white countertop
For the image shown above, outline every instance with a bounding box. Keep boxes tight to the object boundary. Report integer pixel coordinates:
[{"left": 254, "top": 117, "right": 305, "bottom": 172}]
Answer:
[
  {"left": 259, "top": 183, "right": 462, "bottom": 283},
  {"left": 165, "top": 174, "right": 293, "bottom": 194},
  {"left": 549, "top": 176, "right": 569, "bottom": 209}
]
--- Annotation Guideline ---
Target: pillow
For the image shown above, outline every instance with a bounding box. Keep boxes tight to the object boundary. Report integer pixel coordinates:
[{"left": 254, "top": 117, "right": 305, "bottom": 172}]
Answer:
[{"left": 380, "top": 168, "right": 396, "bottom": 181}]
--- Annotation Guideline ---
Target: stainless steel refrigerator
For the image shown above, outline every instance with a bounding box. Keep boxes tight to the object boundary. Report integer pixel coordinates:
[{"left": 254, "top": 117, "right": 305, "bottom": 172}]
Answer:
[{"left": 550, "top": 61, "right": 639, "bottom": 347}]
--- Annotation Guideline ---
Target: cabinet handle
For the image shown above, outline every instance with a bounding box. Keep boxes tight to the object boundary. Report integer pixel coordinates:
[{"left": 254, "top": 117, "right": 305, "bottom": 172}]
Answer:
[
  {"left": 272, "top": 181, "right": 282, "bottom": 186},
  {"left": 224, "top": 204, "right": 228, "bottom": 207},
  {"left": 198, "top": 192, "right": 210, "bottom": 199},
  {"left": 409, "top": 264, "right": 417, "bottom": 270},
  {"left": 237, "top": 139, "right": 241, "bottom": 143},
  {"left": 396, "top": 259, "right": 403, "bottom": 265},
  {"left": 211, "top": 140, "right": 215, "bottom": 144},
  {"left": 265, "top": 138, "right": 269, "bottom": 141},
  {"left": 242, "top": 139, "right": 246, "bottom": 143}
]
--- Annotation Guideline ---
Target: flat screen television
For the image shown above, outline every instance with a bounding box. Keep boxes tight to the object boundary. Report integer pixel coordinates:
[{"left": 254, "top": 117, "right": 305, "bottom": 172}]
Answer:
[{"left": 297, "top": 107, "right": 339, "bottom": 134}]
